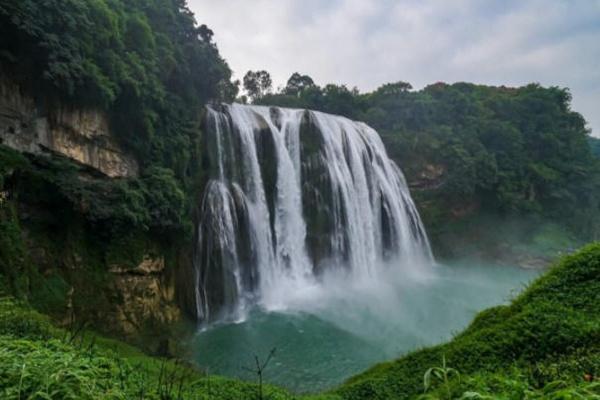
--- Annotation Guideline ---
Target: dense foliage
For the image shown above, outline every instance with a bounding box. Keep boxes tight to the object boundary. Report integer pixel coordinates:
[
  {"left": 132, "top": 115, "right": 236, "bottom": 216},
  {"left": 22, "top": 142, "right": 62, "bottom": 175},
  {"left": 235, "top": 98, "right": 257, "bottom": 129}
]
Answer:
[
  {"left": 243, "top": 70, "right": 272, "bottom": 102},
  {"left": 0, "top": 0, "right": 239, "bottom": 241},
  {"left": 0, "top": 147, "right": 190, "bottom": 335},
  {"left": 0, "top": 146, "right": 188, "bottom": 237},
  {"left": 256, "top": 75, "right": 600, "bottom": 243},
  {"left": 0, "top": 295, "right": 302, "bottom": 400},
  {"left": 0, "top": 0, "right": 235, "bottom": 175},
  {"left": 590, "top": 137, "right": 600, "bottom": 158}
]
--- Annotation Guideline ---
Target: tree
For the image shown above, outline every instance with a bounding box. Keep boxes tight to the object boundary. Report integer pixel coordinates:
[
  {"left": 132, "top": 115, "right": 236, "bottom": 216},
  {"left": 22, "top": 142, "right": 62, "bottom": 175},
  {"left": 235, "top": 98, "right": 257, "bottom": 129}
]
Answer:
[
  {"left": 284, "top": 72, "right": 315, "bottom": 96},
  {"left": 218, "top": 79, "right": 240, "bottom": 103},
  {"left": 243, "top": 70, "right": 272, "bottom": 101},
  {"left": 375, "top": 81, "right": 413, "bottom": 96},
  {"left": 197, "top": 24, "right": 214, "bottom": 43},
  {"left": 589, "top": 137, "right": 600, "bottom": 158}
]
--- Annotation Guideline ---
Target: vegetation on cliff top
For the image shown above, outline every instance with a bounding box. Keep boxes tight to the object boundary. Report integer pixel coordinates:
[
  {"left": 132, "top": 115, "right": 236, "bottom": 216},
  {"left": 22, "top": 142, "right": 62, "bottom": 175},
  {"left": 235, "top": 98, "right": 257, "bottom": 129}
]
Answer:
[
  {"left": 0, "top": 0, "right": 235, "bottom": 172},
  {"left": 0, "top": 0, "right": 238, "bottom": 243},
  {"left": 250, "top": 72, "right": 600, "bottom": 254},
  {"left": 1, "top": 244, "right": 598, "bottom": 399}
]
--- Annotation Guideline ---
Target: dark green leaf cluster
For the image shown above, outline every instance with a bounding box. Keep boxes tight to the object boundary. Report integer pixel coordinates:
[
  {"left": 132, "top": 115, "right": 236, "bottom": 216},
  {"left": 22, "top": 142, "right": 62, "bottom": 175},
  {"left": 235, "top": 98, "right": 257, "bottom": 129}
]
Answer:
[
  {"left": 590, "top": 137, "right": 600, "bottom": 158},
  {"left": 0, "top": 0, "right": 234, "bottom": 173},
  {"left": 0, "top": 297, "right": 296, "bottom": 400}
]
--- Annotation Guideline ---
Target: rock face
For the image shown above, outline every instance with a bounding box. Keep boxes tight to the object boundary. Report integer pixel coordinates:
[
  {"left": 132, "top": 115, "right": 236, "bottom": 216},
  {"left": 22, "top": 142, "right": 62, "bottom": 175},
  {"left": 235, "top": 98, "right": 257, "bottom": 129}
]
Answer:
[
  {"left": 0, "top": 78, "right": 138, "bottom": 177},
  {"left": 20, "top": 213, "right": 183, "bottom": 342},
  {"left": 108, "top": 255, "right": 181, "bottom": 336},
  {"left": 409, "top": 163, "right": 445, "bottom": 191}
]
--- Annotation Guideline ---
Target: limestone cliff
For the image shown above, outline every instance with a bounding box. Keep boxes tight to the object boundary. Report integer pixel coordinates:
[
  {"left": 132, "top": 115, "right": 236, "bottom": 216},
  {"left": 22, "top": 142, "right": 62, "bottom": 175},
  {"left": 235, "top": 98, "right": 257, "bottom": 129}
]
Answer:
[
  {"left": 0, "top": 78, "right": 138, "bottom": 178},
  {"left": 0, "top": 77, "right": 189, "bottom": 350},
  {"left": 22, "top": 217, "right": 188, "bottom": 351},
  {"left": 108, "top": 255, "right": 181, "bottom": 337}
]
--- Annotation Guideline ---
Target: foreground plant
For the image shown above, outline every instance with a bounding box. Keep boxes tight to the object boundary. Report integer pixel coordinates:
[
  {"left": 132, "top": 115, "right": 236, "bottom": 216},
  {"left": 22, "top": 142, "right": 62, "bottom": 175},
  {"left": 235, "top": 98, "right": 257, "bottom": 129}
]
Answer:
[{"left": 422, "top": 355, "right": 460, "bottom": 399}]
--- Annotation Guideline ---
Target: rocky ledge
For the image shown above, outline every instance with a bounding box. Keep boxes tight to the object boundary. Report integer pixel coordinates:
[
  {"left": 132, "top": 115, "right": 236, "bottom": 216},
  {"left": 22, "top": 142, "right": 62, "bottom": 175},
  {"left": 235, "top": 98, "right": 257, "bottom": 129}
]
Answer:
[
  {"left": 0, "top": 78, "right": 138, "bottom": 178},
  {"left": 107, "top": 255, "right": 181, "bottom": 337}
]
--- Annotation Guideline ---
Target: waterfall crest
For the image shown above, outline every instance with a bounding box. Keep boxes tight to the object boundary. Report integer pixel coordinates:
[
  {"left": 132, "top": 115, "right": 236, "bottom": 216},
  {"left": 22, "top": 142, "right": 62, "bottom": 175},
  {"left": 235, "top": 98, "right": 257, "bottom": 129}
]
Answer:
[{"left": 195, "top": 104, "right": 432, "bottom": 321}]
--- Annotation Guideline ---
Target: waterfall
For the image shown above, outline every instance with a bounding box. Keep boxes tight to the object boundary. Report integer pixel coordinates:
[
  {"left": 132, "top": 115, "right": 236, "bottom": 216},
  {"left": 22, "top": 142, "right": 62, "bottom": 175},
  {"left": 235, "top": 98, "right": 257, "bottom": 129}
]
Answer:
[{"left": 195, "top": 103, "right": 433, "bottom": 322}]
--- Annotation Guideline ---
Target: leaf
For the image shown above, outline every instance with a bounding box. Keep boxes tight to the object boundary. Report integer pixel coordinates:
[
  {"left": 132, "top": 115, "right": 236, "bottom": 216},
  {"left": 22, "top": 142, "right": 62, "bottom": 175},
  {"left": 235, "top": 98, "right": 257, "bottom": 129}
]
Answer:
[
  {"left": 459, "top": 392, "right": 487, "bottom": 399},
  {"left": 424, "top": 368, "right": 433, "bottom": 392},
  {"left": 447, "top": 367, "right": 461, "bottom": 383}
]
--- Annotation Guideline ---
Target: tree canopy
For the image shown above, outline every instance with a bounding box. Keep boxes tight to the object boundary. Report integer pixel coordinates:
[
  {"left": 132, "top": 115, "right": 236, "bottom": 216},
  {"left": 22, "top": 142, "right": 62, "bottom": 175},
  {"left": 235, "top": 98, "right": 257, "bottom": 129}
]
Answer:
[
  {"left": 0, "top": 0, "right": 235, "bottom": 175},
  {"left": 283, "top": 72, "right": 316, "bottom": 96},
  {"left": 242, "top": 70, "right": 272, "bottom": 102},
  {"left": 0, "top": 0, "right": 237, "bottom": 237},
  {"left": 589, "top": 137, "right": 600, "bottom": 158},
  {"left": 256, "top": 73, "right": 600, "bottom": 240}
]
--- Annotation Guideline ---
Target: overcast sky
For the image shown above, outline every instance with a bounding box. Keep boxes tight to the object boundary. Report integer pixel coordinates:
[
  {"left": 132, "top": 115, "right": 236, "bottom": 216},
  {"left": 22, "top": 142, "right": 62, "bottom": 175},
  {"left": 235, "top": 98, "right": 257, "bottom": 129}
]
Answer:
[{"left": 189, "top": 0, "right": 600, "bottom": 136}]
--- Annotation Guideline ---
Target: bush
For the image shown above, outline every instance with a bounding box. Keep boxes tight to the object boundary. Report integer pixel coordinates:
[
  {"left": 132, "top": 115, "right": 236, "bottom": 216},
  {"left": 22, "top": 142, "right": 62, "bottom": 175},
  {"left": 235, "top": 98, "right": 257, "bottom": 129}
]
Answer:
[{"left": 0, "top": 295, "right": 296, "bottom": 400}]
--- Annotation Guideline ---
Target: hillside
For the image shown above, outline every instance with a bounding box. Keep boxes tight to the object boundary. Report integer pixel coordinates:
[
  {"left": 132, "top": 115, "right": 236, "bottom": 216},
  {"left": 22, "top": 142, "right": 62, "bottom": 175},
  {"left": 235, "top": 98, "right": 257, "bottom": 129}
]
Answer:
[
  {"left": 1, "top": 244, "right": 598, "bottom": 399},
  {"left": 258, "top": 80, "right": 600, "bottom": 262},
  {"left": 334, "top": 243, "right": 600, "bottom": 399}
]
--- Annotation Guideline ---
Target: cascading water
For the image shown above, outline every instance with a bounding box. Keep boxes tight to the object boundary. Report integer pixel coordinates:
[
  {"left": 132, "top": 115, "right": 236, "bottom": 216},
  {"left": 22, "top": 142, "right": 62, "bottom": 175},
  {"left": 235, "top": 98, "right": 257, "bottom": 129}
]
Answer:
[{"left": 195, "top": 103, "right": 433, "bottom": 322}]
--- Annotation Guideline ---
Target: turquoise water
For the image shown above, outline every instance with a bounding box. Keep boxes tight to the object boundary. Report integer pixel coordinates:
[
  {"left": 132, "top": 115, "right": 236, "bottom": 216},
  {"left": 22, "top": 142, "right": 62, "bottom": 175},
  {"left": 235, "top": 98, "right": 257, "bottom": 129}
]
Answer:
[{"left": 191, "top": 261, "right": 540, "bottom": 392}]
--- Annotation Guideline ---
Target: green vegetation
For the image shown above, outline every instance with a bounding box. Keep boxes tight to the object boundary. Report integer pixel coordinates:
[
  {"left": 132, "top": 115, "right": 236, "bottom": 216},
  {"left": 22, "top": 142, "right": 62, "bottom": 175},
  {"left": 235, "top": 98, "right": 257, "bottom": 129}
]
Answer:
[
  {"left": 0, "top": 0, "right": 238, "bottom": 242},
  {"left": 0, "top": 0, "right": 235, "bottom": 172},
  {"left": 256, "top": 74, "right": 600, "bottom": 255},
  {"left": 0, "top": 146, "right": 188, "bottom": 236},
  {"left": 0, "top": 0, "right": 232, "bottom": 330},
  {"left": 590, "top": 137, "right": 600, "bottom": 158},
  {"left": 243, "top": 70, "right": 273, "bottom": 102},
  {"left": 1, "top": 244, "right": 598, "bottom": 399},
  {"left": 331, "top": 243, "right": 600, "bottom": 399},
  {"left": 0, "top": 145, "right": 191, "bottom": 346},
  {"left": 0, "top": 295, "right": 301, "bottom": 400}
]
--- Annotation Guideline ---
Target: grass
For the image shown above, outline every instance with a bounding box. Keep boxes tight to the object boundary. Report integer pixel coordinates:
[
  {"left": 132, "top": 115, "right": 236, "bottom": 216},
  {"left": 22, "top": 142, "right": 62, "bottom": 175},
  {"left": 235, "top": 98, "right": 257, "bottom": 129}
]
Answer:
[
  {"left": 332, "top": 243, "right": 600, "bottom": 399},
  {"left": 0, "top": 295, "right": 305, "bottom": 399},
  {"left": 1, "top": 243, "right": 599, "bottom": 399}
]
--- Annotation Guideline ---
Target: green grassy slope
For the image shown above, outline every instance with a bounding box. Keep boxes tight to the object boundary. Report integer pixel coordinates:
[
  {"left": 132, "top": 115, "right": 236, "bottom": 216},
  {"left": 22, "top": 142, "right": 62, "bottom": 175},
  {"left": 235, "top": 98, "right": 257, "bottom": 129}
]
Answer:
[
  {"left": 0, "top": 295, "right": 301, "bottom": 400},
  {"left": 1, "top": 244, "right": 599, "bottom": 399},
  {"left": 333, "top": 243, "right": 600, "bottom": 399}
]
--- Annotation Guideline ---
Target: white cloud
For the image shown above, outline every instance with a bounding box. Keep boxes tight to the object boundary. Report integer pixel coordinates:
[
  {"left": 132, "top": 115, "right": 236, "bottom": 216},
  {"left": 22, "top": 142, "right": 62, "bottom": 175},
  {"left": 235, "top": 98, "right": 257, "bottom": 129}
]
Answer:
[{"left": 188, "top": 0, "right": 600, "bottom": 136}]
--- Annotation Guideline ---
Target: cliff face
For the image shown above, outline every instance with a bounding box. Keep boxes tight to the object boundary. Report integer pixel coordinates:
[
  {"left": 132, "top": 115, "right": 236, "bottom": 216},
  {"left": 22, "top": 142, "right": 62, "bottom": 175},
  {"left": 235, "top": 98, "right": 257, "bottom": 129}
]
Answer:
[
  {"left": 21, "top": 218, "right": 187, "bottom": 351},
  {"left": 0, "top": 79, "right": 138, "bottom": 178},
  {"left": 0, "top": 78, "right": 187, "bottom": 350},
  {"left": 107, "top": 255, "right": 181, "bottom": 337}
]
